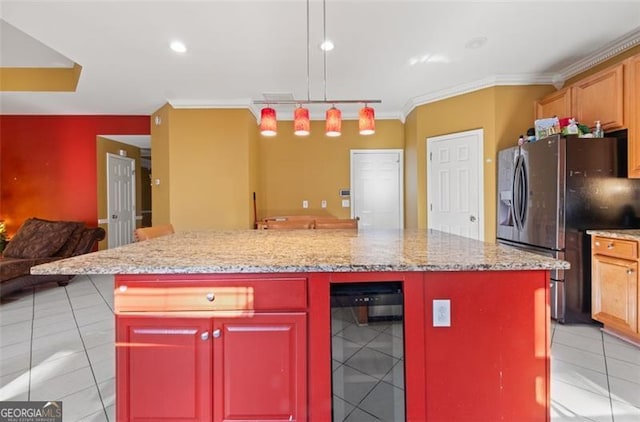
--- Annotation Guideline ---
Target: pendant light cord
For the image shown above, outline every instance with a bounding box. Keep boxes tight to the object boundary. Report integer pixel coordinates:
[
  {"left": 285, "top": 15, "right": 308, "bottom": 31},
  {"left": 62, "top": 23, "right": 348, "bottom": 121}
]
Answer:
[{"left": 306, "top": 0, "right": 310, "bottom": 102}]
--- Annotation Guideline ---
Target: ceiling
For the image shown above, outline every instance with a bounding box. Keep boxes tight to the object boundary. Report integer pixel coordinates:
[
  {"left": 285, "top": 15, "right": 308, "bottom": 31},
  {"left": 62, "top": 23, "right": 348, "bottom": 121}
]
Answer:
[{"left": 1, "top": 0, "right": 640, "bottom": 122}]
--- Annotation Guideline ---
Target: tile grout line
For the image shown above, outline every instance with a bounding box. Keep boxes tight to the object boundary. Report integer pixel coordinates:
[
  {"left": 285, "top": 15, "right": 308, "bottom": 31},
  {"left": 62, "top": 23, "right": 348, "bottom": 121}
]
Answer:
[
  {"left": 63, "top": 284, "right": 110, "bottom": 422},
  {"left": 600, "top": 330, "right": 616, "bottom": 422},
  {"left": 342, "top": 323, "right": 404, "bottom": 420},
  {"left": 87, "top": 275, "right": 114, "bottom": 313}
]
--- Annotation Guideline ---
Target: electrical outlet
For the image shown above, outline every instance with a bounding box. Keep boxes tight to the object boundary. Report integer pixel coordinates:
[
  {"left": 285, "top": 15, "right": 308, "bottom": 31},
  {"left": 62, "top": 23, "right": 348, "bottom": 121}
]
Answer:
[
  {"left": 321, "top": 200, "right": 327, "bottom": 208},
  {"left": 433, "top": 299, "right": 451, "bottom": 327},
  {"left": 341, "top": 199, "right": 350, "bottom": 208},
  {"left": 302, "top": 200, "right": 309, "bottom": 209}
]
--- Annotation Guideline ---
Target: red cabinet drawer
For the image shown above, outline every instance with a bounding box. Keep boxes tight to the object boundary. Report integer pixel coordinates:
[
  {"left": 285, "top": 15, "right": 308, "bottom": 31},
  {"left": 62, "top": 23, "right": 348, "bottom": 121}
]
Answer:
[{"left": 115, "top": 275, "right": 307, "bottom": 312}]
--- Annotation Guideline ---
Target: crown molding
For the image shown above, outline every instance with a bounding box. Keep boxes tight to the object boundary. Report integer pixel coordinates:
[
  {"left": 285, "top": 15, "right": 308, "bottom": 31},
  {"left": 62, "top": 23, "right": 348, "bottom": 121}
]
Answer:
[
  {"left": 400, "top": 73, "right": 556, "bottom": 120},
  {"left": 558, "top": 27, "right": 640, "bottom": 82}
]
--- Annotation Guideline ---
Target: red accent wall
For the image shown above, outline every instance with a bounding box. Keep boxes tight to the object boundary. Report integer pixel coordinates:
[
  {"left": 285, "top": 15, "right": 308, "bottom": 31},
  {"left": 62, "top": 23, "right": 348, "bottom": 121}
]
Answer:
[{"left": 0, "top": 115, "right": 149, "bottom": 234}]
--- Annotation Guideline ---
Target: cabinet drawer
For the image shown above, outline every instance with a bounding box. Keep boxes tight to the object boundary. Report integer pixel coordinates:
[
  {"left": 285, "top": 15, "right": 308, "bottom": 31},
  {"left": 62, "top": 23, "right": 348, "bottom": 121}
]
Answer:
[
  {"left": 115, "top": 276, "right": 307, "bottom": 312},
  {"left": 593, "top": 237, "right": 638, "bottom": 260}
]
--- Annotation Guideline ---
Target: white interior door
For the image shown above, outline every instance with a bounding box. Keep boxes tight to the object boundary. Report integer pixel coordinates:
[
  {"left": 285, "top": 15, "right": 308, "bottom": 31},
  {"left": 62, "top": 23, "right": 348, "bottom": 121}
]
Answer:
[
  {"left": 107, "top": 153, "right": 136, "bottom": 248},
  {"left": 350, "top": 149, "right": 404, "bottom": 229},
  {"left": 427, "top": 129, "right": 484, "bottom": 240}
]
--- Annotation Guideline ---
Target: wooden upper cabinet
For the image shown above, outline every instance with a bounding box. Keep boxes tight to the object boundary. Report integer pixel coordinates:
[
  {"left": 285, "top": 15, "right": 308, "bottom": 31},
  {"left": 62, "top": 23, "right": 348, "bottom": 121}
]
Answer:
[
  {"left": 535, "top": 87, "right": 572, "bottom": 120},
  {"left": 572, "top": 63, "right": 624, "bottom": 131},
  {"left": 626, "top": 55, "right": 640, "bottom": 178}
]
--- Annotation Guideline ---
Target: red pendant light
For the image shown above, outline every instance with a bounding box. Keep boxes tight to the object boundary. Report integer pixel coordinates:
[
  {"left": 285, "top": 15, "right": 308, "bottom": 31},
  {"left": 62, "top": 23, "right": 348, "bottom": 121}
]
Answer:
[
  {"left": 325, "top": 106, "right": 342, "bottom": 137},
  {"left": 359, "top": 105, "right": 375, "bottom": 135},
  {"left": 293, "top": 106, "right": 310, "bottom": 136},
  {"left": 259, "top": 107, "right": 277, "bottom": 136}
]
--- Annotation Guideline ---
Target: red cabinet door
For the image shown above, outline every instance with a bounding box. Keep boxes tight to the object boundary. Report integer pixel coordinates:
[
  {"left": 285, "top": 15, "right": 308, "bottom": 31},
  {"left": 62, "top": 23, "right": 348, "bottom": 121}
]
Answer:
[
  {"left": 212, "top": 313, "right": 307, "bottom": 422},
  {"left": 117, "top": 316, "right": 212, "bottom": 422}
]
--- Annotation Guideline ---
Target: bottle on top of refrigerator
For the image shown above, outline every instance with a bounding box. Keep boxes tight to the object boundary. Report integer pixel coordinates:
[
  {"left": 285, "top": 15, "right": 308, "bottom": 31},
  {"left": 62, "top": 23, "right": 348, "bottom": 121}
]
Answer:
[{"left": 594, "top": 121, "right": 604, "bottom": 137}]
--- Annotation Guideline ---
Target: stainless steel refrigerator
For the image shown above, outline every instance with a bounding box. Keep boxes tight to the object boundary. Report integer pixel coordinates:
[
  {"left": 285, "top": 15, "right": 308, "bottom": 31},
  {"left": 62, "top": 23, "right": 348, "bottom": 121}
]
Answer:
[{"left": 497, "top": 133, "right": 640, "bottom": 323}]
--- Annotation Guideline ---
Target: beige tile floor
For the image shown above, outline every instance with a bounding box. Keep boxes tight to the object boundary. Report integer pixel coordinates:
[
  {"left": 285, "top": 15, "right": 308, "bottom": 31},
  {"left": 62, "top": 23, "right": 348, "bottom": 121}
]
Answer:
[{"left": 1, "top": 275, "right": 639, "bottom": 421}]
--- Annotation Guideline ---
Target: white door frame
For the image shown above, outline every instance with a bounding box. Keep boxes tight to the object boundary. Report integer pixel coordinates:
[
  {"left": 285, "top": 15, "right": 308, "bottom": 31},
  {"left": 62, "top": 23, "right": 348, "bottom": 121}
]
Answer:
[
  {"left": 350, "top": 149, "right": 404, "bottom": 229},
  {"left": 426, "top": 129, "right": 484, "bottom": 240},
  {"left": 107, "top": 153, "right": 136, "bottom": 248}
]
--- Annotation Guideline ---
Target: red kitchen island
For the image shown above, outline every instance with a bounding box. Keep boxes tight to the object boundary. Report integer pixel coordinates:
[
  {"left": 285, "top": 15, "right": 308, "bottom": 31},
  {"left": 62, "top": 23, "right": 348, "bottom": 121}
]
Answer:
[{"left": 32, "top": 229, "right": 568, "bottom": 422}]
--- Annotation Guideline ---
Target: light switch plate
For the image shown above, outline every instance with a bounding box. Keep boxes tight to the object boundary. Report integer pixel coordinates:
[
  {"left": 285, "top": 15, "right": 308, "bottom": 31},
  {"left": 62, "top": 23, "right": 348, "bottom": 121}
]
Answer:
[{"left": 433, "top": 299, "right": 451, "bottom": 327}]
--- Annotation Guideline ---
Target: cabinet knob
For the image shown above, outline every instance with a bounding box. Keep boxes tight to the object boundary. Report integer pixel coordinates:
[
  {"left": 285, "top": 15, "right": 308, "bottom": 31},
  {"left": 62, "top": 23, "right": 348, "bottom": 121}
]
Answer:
[
  {"left": 212, "top": 329, "right": 221, "bottom": 338},
  {"left": 595, "top": 241, "right": 600, "bottom": 247},
  {"left": 607, "top": 243, "right": 615, "bottom": 249},
  {"left": 200, "top": 331, "right": 209, "bottom": 341},
  {"left": 627, "top": 269, "right": 634, "bottom": 275},
  {"left": 206, "top": 292, "right": 215, "bottom": 302},
  {"left": 119, "top": 285, "right": 128, "bottom": 292}
]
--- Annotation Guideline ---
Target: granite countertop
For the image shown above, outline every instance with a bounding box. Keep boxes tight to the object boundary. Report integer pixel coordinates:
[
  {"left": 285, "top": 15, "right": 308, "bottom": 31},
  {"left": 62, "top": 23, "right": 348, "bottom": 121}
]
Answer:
[
  {"left": 31, "top": 229, "right": 569, "bottom": 275},
  {"left": 586, "top": 229, "right": 640, "bottom": 241}
]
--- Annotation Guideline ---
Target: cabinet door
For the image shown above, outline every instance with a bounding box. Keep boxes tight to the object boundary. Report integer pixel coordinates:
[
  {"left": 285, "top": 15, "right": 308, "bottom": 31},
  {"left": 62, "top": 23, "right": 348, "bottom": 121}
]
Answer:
[
  {"left": 592, "top": 255, "right": 638, "bottom": 333},
  {"left": 572, "top": 64, "right": 624, "bottom": 130},
  {"left": 535, "top": 87, "right": 571, "bottom": 120},
  {"left": 117, "top": 316, "right": 212, "bottom": 422},
  {"left": 213, "top": 313, "right": 307, "bottom": 422},
  {"left": 627, "top": 55, "right": 640, "bottom": 178}
]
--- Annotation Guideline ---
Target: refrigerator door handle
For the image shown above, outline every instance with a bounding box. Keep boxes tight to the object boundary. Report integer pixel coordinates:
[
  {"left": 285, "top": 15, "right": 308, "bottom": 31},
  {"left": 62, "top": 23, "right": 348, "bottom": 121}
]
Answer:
[{"left": 512, "top": 154, "right": 528, "bottom": 231}]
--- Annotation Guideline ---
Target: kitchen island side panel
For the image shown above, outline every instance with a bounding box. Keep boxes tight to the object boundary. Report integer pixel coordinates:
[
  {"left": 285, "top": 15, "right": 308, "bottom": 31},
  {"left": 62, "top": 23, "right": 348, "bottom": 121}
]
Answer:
[{"left": 424, "top": 270, "right": 550, "bottom": 421}]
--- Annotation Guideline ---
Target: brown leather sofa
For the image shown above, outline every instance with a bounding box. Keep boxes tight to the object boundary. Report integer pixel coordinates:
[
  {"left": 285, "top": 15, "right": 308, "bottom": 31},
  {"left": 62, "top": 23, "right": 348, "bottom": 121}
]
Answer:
[{"left": 0, "top": 218, "right": 105, "bottom": 299}]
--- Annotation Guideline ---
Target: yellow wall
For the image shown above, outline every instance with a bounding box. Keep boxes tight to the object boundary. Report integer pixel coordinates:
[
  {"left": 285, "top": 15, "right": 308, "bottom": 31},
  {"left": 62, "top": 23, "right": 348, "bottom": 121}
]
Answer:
[
  {"left": 151, "top": 104, "right": 171, "bottom": 226},
  {"left": 152, "top": 106, "right": 256, "bottom": 230},
  {"left": 248, "top": 114, "right": 260, "bottom": 226},
  {"left": 257, "top": 119, "right": 404, "bottom": 219},
  {"left": 405, "top": 84, "right": 556, "bottom": 240},
  {"left": 96, "top": 136, "right": 142, "bottom": 249},
  {"left": 404, "top": 111, "right": 419, "bottom": 228},
  {"left": 0, "top": 63, "right": 82, "bottom": 92}
]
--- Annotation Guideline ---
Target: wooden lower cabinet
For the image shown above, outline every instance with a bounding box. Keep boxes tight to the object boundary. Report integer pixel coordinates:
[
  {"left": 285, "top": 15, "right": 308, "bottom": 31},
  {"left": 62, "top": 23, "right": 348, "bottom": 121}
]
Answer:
[
  {"left": 116, "top": 313, "right": 307, "bottom": 422},
  {"left": 592, "top": 237, "right": 639, "bottom": 336},
  {"left": 592, "top": 255, "right": 638, "bottom": 332},
  {"left": 591, "top": 236, "right": 640, "bottom": 343}
]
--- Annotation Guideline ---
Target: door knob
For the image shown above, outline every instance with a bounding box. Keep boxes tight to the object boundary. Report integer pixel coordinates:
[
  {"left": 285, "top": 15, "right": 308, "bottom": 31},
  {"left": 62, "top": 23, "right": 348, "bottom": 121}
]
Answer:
[
  {"left": 112, "top": 214, "right": 118, "bottom": 219},
  {"left": 470, "top": 215, "right": 476, "bottom": 222}
]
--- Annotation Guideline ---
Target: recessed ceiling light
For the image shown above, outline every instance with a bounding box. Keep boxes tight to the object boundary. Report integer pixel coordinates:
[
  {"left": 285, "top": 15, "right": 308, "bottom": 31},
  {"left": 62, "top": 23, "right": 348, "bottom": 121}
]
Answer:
[
  {"left": 320, "top": 40, "right": 334, "bottom": 51},
  {"left": 465, "top": 36, "right": 488, "bottom": 50},
  {"left": 170, "top": 40, "right": 187, "bottom": 53}
]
